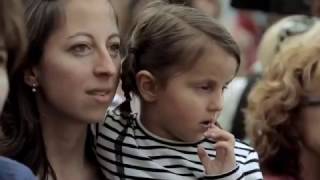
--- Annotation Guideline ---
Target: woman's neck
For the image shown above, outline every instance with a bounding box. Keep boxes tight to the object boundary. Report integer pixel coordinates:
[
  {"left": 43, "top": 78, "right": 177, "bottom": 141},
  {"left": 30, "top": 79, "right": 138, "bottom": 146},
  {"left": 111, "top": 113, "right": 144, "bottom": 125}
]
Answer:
[
  {"left": 300, "top": 147, "right": 320, "bottom": 180},
  {"left": 39, "top": 110, "right": 98, "bottom": 180}
]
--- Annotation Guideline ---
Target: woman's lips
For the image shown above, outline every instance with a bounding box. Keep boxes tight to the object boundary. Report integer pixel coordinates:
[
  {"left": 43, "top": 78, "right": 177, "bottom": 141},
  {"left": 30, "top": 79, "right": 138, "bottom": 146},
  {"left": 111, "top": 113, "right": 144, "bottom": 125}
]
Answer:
[{"left": 86, "top": 89, "right": 112, "bottom": 104}]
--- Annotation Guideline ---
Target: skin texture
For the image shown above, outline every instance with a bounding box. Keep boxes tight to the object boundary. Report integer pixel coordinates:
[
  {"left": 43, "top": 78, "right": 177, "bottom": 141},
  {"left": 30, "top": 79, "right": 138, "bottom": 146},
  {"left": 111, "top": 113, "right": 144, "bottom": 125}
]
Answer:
[
  {"left": 299, "top": 78, "right": 320, "bottom": 180},
  {"left": 191, "top": 0, "right": 221, "bottom": 18}
]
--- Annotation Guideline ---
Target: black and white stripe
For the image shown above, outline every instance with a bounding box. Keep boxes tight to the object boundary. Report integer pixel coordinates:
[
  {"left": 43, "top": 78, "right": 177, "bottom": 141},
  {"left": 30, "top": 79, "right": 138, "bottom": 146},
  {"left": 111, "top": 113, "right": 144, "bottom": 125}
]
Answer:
[{"left": 95, "top": 109, "right": 263, "bottom": 180}]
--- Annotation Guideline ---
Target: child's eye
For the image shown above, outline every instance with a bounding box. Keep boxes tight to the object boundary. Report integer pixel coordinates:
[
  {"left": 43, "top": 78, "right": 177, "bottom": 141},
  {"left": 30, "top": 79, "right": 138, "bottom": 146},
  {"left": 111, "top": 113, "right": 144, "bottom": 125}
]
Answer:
[
  {"left": 69, "top": 44, "right": 92, "bottom": 57},
  {"left": 200, "top": 85, "right": 211, "bottom": 91},
  {"left": 198, "top": 84, "right": 214, "bottom": 92}
]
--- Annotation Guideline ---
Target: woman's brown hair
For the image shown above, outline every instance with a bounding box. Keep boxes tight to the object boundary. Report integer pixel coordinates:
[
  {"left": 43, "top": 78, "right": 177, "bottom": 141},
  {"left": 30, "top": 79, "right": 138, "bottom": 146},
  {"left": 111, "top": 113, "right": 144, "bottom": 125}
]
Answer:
[{"left": 0, "top": 0, "right": 26, "bottom": 72}]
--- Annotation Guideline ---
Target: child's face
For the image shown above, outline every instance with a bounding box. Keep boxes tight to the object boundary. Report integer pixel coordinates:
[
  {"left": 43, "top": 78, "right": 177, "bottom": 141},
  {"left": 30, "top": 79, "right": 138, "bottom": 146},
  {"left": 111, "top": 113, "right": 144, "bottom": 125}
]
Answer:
[
  {"left": 146, "top": 43, "right": 237, "bottom": 143},
  {"left": 0, "top": 37, "right": 9, "bottom": 114},
  {"left": 27, "top": 0, "right": 121, "bottom": 123}
]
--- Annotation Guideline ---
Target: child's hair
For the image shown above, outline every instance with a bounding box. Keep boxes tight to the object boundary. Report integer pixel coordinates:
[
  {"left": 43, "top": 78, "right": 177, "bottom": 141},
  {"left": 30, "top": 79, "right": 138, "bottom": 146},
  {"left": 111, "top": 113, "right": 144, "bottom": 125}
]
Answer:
[
  {"left": 246, "top": 42, "right": 320, "bottom": 178},
  {"left": 120, "top": 2, "right": 241, "bottom": 117},
  {"left": 0, "top": 0, "right": 26, "bottom": 72}
]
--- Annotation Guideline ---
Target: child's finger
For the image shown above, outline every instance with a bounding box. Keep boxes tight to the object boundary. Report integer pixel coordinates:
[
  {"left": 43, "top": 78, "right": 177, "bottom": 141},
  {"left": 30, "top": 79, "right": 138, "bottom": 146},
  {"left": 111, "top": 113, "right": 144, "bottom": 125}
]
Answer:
[
  {"left": 214, "top": 141, "right": 234, "bottom": 158},
  {"left": 197, "top": 145, "right": 211, "bottom": 172},
  {"left": 205, "top": 128, "right": 235, "bottom": 143},
  {"left": 214, "top": 141, "right": 236, "bottom": 169}
]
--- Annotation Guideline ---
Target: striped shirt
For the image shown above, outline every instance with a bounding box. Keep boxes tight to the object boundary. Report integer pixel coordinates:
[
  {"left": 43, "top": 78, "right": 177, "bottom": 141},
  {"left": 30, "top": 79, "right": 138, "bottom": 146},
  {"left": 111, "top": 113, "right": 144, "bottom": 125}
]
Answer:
[{"left": 94, "top": 109, "right": 263, "bottom": 180}]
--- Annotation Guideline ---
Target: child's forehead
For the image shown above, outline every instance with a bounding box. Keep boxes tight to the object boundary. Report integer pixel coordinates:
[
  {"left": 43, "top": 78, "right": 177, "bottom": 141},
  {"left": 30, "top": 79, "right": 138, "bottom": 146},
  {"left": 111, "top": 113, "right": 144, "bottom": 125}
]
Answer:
[
  {"left": 173, "top": 39, "right": 235, "bottom": 69},
  {"left": 172, "top": 45, "right": 237, "bottom": 81}
]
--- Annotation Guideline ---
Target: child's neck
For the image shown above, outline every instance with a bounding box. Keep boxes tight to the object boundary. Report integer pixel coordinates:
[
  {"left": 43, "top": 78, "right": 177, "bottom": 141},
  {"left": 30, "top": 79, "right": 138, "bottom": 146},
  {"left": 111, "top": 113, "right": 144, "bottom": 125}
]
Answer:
[
  {"left": 300, "top": 147, "right": 320, "bottom": 180},
  {"left": 140, "top": 103, "right": 172, "bottom": 141}
]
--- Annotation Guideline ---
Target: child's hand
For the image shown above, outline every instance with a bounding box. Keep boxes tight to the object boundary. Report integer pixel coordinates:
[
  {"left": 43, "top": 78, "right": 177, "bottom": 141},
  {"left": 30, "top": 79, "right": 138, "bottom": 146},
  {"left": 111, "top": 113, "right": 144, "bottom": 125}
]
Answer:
[{"left": 197, "top": 125, "right": 237, "bottom": 175}]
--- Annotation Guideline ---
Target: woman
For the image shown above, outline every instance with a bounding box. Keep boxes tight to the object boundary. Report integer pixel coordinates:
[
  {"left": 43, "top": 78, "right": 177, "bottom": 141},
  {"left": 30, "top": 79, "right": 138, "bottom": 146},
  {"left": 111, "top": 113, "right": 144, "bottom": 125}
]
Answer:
[
  {"left": 246, "top": 39, "right": 320, "bottom": 179},
  {"left": 0, "top": 0, "right": 123, "bottom": 179}
]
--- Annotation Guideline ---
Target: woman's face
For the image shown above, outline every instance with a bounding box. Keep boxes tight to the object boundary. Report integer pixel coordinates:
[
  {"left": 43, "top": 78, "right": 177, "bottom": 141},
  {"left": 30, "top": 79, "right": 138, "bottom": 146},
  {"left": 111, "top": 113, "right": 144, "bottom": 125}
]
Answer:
[
  {"left": 27, "top": 0, "right": 121, "bottom": 123},
  {"left": 300, "top": 80, "right": 320, "bottom": 156},
  {"left": 191, "top": 0, "right": 220, "bottom": 18},
  {"left": 0, "top": 37, "right": 9, "bottom": 114}
]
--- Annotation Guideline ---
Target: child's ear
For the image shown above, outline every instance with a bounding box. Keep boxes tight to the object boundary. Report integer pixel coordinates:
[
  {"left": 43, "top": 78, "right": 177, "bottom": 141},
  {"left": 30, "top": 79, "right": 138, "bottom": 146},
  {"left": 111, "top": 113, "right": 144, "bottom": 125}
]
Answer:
[
  {"left": 136, "top": 70, "right": 160, "bottom": 102},
  {"left": 24, "top": 66, "right": 39, "bottom": 87}
]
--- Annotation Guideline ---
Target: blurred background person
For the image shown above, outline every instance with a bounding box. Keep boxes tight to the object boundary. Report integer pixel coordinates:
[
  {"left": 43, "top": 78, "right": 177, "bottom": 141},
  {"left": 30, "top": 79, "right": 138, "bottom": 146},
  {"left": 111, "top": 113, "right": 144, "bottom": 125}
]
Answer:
[
  {"left": 0, "top": 0, "right": 35, "bottom": 179},
  {"left": 246, "top": 40, "right": 320, "bottom": 180},
  {"left": 219, "top": 15, "right": 320, "bottom": 140}
]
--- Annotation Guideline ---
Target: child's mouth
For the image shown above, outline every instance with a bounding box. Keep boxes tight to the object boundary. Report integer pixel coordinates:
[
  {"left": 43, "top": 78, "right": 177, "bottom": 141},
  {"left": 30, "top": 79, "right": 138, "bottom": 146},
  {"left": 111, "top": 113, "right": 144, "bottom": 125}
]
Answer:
[{"left": 200, "top": 120, "right": 213, "bottom": 129}]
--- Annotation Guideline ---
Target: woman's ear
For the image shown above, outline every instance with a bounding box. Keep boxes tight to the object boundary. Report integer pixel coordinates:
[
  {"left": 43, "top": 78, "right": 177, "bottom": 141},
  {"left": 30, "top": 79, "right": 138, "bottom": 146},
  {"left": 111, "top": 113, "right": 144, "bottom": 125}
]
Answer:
[
  {"left": 24, "top": 66, "right": 39, "bottom": 87},
  {"left": 136, "top": 70, "right": 160, "bottom": 102}
]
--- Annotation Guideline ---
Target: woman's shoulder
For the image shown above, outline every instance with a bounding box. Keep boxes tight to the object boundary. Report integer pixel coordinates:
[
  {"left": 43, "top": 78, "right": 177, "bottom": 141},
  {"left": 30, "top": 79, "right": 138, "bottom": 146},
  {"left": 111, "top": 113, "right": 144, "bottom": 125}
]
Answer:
[{"left": 0, "top": 156, "right": 36, "bottom": 180}]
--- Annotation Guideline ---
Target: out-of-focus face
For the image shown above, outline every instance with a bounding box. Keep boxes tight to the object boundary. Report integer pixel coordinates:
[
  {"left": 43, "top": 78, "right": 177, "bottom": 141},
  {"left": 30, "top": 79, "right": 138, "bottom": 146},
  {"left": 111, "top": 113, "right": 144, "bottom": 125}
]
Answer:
[
  {"left": 110, "top": 0, "right": 130, "bottom": 33},
  {"left": 299, "top": 75, "right": 320, "bottom": 156},
  {"left": 28, "top": 0, "right": 121, "bottom": 123},
  {"left": 0, "top": 37, "right": 9, "bottom": 114},
  {"left": 312, "top": 0, "right": 320, "bottom": 16},
  {"left": 191, "top": 0, "right": 220, "bottom": 18}
]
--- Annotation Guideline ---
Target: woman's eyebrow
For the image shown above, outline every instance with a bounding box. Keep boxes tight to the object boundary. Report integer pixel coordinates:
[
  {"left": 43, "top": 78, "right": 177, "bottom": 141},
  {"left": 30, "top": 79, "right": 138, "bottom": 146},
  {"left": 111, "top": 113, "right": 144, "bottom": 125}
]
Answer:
[
  {"left": 108, "top": 33, "right": 120, "bottom": 41},
  {"left": 67, "top": 32, "right": 93, "bottom": 39}
]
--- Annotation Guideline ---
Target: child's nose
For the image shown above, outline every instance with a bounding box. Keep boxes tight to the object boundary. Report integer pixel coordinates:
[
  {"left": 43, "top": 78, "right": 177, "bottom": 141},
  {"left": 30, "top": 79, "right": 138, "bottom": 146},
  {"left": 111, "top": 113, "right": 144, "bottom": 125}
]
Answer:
[{"left": 207, "top": 92, "right": 223, "bottom": 113}]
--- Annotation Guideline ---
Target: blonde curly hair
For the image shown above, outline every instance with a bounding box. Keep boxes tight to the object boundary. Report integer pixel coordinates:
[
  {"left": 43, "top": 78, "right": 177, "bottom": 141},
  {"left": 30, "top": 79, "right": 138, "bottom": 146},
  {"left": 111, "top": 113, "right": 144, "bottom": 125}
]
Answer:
[
  {"left": 246, "top": 42, "right": 320, "bottom": 178},
  {"left": 256, "top": 15, "right": 320, "bottom": 72}
]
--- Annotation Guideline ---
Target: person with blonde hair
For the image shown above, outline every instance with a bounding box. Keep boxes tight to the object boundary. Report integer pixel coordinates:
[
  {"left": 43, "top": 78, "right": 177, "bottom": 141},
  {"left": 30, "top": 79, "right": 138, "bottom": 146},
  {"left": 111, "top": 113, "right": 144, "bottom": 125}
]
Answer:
[
  {"left": 219, "top": 15, "right": 319, "bottom": 140},
  {"left": 246, "top": 40, "right": 320, "bottom": 179},
  {"left": 255, "top": 15, "right": 320, "bottom": 72}
]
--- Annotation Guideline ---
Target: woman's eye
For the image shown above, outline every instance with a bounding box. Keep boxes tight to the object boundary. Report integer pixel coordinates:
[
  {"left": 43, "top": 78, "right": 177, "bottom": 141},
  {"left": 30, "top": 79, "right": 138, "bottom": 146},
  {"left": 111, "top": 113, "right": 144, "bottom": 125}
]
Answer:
[
  {"left": 108, "top": 43, "right": 121, "bottom": 59},
  {"left": 69, "top": 44, "right": 92, "bottom": 57}
]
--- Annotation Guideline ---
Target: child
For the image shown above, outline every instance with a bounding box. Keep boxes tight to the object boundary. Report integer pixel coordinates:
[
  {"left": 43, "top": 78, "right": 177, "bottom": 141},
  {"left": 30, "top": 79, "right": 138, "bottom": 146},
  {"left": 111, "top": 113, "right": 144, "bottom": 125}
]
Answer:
[
  {"left": 0, "top": 0, "right": 35, "bottom": 179},
  {"left": 95, "top": 2, "right": 263, "bottom": 179}
]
